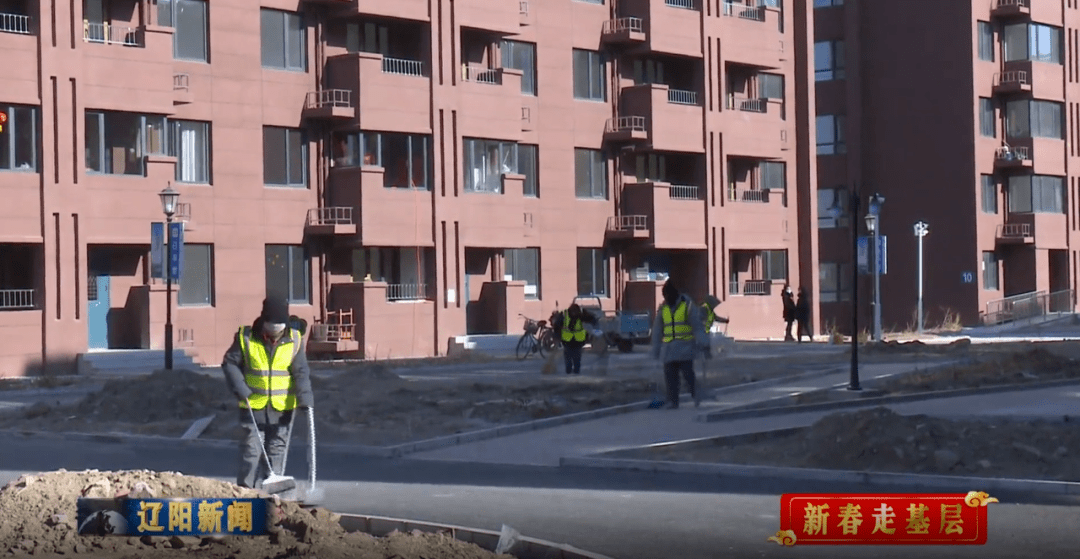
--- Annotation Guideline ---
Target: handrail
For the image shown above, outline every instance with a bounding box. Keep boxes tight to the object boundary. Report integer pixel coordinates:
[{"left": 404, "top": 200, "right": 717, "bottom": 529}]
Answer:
[
  {"left": 995, "top": 0, "right": 1030, "bottom": 8},
  {"left": 665, "top": 0, "right": 697, "bottom": 9},
  {"left": 383, "top": 56, "right": 425, "bottom": 76},
  {"left": 994, "top": 145, "right": 1030, "bottom": 161},
  {"left": 722, "top": 1, "right": 765, "bottom": 21},
  {"left": 305, "top": 89, "right": 352, "bottom": 109},
  {"left": 993, "top": 70, "right": 1029, "bottom": 87},
  {"left": 0, "top": 13, "right": 32, "bottom": 34},
  {"left": 997, "top": 223, "right": 1031, "bottom": 238},
  {"left": 606, "top": 115, "right": 647, "bottom": 132},
  {"left": 607, "top": 215, "right": 649, "bottom": 231},
  {"left": 727, "top": 94, "right": 766, "bottom": 113},
  {"left": 307, "top": 207, "right": 354, "bottom": 225},
  {"left": 667, "top": 89, "right": 698, "bottom": 105},
  {"left": 0, "top": 289, "right": 35, "bottom": 310},
  {"left": 461, "top": 64, "right": 500, "bottom": 84},
  {"left": 83, "top": 20, "right": 142, "bottom": 46},
  {"left": 387, "top": 283, "right": 430, "bottom": 301},
  {"left": 669, "top": 184, "right": 701, "bottom": 200},
  {"left": 602, "top": 17, "right": 643, "bottom": 34}
]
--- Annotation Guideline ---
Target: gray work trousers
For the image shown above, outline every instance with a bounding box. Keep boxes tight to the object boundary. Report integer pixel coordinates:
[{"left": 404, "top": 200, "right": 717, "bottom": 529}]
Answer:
[{"left": 237, "top": 409, "right": 293, "bottom": 489}]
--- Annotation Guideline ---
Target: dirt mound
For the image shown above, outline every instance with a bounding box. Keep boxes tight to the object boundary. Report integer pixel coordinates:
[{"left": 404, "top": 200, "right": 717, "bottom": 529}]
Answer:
[
  {"left": 878, "top": 348, "right": 1080, "bottom": 393},
  {"left": 0, "top": 469, "right": 514, "bottom": 558},
  {"left": 862, "top": 338, "right": 971, "bottom": 355}
]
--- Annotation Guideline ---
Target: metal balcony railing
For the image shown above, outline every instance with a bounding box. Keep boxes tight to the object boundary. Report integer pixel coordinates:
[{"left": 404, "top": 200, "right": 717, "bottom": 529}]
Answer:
[
  {"left": 602, "top": 17, "right": 644, "bottom": 34},
  {"left": 310, "top": 322, "right": 354, "bottom": 342},
  {"left": 665, "top": 0, "right": 697, "bottom": 9},
  {"left": 998, "top": 223, "right": 1031, "bottom": 238},
  {"left": 520, "top": 0, "right": 529, "bottom": 15},
  {"left": 606, "top": 115, "right": 647, "bottom": 133},
  {"left": 993, "top": 70, "right": 1029, "bottom": 87},
  {"left": 995, "top": 0, "right": 1030, "bottom": 8},
  {"left": 305, "top": 89, "right": 352, "bottom": 109},
  {"left": 383, "top": 56, "right": 425, "bottom": 76},
  {"left": 728, "top": 187, "right": 767, "bottom": 203},
  {"left": 995, "top": 145, "right": 1030, "bottom": 162},
  {"left": 722, "top": 1, "right": 765, "bottom": 21},
  {"left": 83, "top": 20, "right": 142, "bottom": 46},
  {"left": 307, "top": 207, "right": 354, "bottom": 226},
  {"left": 173, "top": 73, "right": 190, "bottom": 91},
  {"left": 669, "top": 184, "right": 701, "bottom": 200},
  {"left": 607, "top": 215, "right": 649, "bottom": 231},
  {"left": 0, "top": 12, "right": 31, "bottom": 34},
  {"left": 462, "top": 64, "right": 500, "bottom": 84},
  {"left": 667, "top": 89, "right": 698, "bottom": 105},
  {"left": 386, "top": 283, "right": 430, "bottom": 302},
  {"left": 0, "top": 289, "right": 35, "bottom": 310},
  {"left": 727, "top": 95, "right": 766, "bottom": 113},
  {"left": 742, "top": 280, "right": 770, "bottom": 295}
]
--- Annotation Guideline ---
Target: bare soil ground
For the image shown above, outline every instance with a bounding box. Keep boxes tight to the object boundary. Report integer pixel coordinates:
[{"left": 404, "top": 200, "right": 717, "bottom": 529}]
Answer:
[
  {"left": 0, "top": 470, "right": 515, "bottom": 558},
  {"left": 606, "top": 407, "right": 1080, "bottom": 481}
]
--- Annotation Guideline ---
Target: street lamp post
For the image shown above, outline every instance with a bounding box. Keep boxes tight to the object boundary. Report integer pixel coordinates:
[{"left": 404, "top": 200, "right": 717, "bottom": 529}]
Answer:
[
  {"left": 914, "top": 221, "right": 929, "bottom": 334},
  {"left": 864, "top": 194, "right": 885, "bottom": 342},
  {"left": 830, "top": 192, "right": 861, "bottom": 391},
  {"left": 158, "top": 184, "right": 180, "bottom": 371}
]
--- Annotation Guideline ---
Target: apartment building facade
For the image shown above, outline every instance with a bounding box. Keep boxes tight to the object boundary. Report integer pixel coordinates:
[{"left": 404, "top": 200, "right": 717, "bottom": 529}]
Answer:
[
  {"left": 814, "top": 0, "right": 1080, "bottom": 333},
  {"left": 0, "top": 0, "right": 817, "bottom": 376}
]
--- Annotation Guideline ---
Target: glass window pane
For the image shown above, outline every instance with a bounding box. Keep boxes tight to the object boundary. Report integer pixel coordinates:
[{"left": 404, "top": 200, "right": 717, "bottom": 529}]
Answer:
[
  {"left": 265, "top": 245, "right": 290, "bottom": 297},
  {"left": 1006, "top": 100, "right": 1027, "bottom": 138},
  {"left": 261, "top": 9, "right": 285, "bottom": 68},
  {"left": 179, "top": 244, "right": 212, "bottom": 306},
  {"left": 263, "top": 127, "right": 287, "bottom": 184},
  {"left": 287, "top": 129, "right": 304, "bottom": 185},
  {"left": 0, "top": 108, "right": 10, "bottom": 170},
  {"left": 815, "top": 116, "right": 834, "bottom": 154},
  {"left": 158, "top": 0, "right": 173, "bottom": 26},
  {"left": 520, "top": 144, "right": 538, "bottom": 196},
  {"left": 382, "top": 133, "right": 409, "bottom": 188},
  {"left": 103, "top": 112, "right": 143, "bottom": 176},
  {"left": 145, "top": 115, "right": 166, "bottom": 155},
  {"left": 593, "top": 250, "right": 607, "bottom": 296},
  {"left": 12, "top": 107, "right": 35, "bottom": 170},
  {"left": 410, "top": 136, "right": 430, "bottom": 189},
  {"left": 84, "top": 112, "right": 101, "bottom": 172},
  {"left": 591, "top": 151, "right": 605, "bottom": 198},
  {"left": 1009, "top": 175, "right": 1032, "bottom": 213},
  {"left": 289, "top": 246, "right": 309, "bottom": 303},
  {"left": 813, "top": 41, "right": 832, "bottom": 80},
  {"left": 573, "top": 50, "right": 589, "bottom": 99},
  {"left": 362, "top": 132, "right": 379, "bottom": 165},
  {"left": 576, "top": 248, "right": 591, "bottom": 296},
  {"left": 176, "top": 0, "right": 207, "bottom": 61},
  {"left": 1003, "top": 24, "right": 1027, "bottom": 61},
  {"left": 285, "top": 12, "right": 306, "bottom": 70}
]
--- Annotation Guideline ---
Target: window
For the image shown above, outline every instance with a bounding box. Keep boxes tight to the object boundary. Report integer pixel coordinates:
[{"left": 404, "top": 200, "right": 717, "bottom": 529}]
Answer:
[
  {"left": 979, "top": 98, "right": 996, "bottom": 138},
  {"left": 759, "top": 73, "right": 784, "bottom": 100},
  {"left": 575, "top": 148, "right": 606, "bottom": 199},
  {"left": 763, "top": 250, "right": 787, "bottom": 281},
  {"left": 463, "top": 138, "right": 517, "bottom": 193},
  {"left": 813, "top": 0, "right": 842, "bottom": 7},
  {"left": 85, "top": 111, "right": 166, "bottom": 175},
  {"left": 577, "top": 248, "right": 608, "bottom": 297},
  {"left": 1004, "top": 23, "right": 1063, "bottom": 64},
  {"left": 817, "top": 188, "right": 848, "bottom": 228},
  {"left": 351, "top": 247, "right": 435, "bottom": 299},
  {"left": 1008, "top": 175, "right": 1065, "bottom": 213},
  {"left": 331, "top": 131, "right": 383, "bottom": 168},
  {"left": 501, "top": 40, "right": 537, "bottom": 95},
  {"left": 178, "top": 243, "right": 213, "bottom": 306},
  {"left": 814, "top": 40, "right": 845, "bottom": 81},
  {"left": 158, "top": 0, "right": 208, "bottom": 62},
  {"left": 170, "top": 120, "right": 210, "bottom": 184},
  {"left": 573, "top": 49, "right": 606, "bottom": 101},
  {"left": 0, "top": 104, "right": 37, "bottom": 172},
  {"left": 760, "top": 161, "right": 786, "bottom": 190},
  {"left": 265, "top": 245, "right": 310, "bottom": 304},
  {"left": 506, "top": 248, "right": 540, "bottom": 299},
  {"left": 263, "top": 127, "right": 306, "bottom": 187},
  {"left": 819, "top": 262, "right": 851, "bottom": 302},
  {"left": 381, "top": 133, "right": 431, "bottom": 189},
  {"left": 981, "top": 175, "right": 998, "bottom": 214},
  {"left": 982, "top": 252, "right": 999, "bottom": 291},
  {"left": 635, "top": 154, "right": 666, "bottom": 182},
  {"left": 633, "top": 59, "right": 664, "bottom": 85},
  {"left": 261, "top": 8, "right": 306, "bottom": 71},
  {"left": 519, "top": 144, "right": 538, "bottom": 196},
  {"left": 816, "top": 115, "right": 846, "bottom": 155},
  {"left": 1006, "top": 100, "right": 1064, "bottom": 139},
  {"left": 978, "top": 21, "right": 994, "bottom": 62}
]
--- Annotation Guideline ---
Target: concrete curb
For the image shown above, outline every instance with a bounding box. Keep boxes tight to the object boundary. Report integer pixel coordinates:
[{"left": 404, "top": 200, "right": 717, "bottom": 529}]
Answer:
[{"left": 695, "top": 377, "right": 1080, "bottom": 423}]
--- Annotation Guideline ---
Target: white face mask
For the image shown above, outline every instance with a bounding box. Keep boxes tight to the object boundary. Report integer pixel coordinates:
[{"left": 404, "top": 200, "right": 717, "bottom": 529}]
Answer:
[{"left": 263, "top": 322, "right": 286, "bottom": 337}]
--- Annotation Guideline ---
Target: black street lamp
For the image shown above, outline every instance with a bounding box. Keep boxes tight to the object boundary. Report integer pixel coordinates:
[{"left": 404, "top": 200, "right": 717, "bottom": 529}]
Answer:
[
  {"left": 864, "top": 193, "right": 886, "bottom": 342},
  {"left": 158, "top": 183, "right": 180, "bottom": 371},
  {"left": 829, "top": 191, "right": 861, "bottom": 391}
]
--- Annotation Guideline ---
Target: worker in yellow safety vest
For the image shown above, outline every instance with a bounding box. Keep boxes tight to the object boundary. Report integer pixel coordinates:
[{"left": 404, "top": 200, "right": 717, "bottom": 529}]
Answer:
[
  {"left": 700, "top": 295, "right": 729, "bottom": 332},
  {"left": 221, "top": 294, "right": 314, "bottom": 489},
  {"left": 650, "top": 280, "right": 709, "bottom": 409},
  {"left": 554, "top": 303, "right": 597, "bottom": 375}
]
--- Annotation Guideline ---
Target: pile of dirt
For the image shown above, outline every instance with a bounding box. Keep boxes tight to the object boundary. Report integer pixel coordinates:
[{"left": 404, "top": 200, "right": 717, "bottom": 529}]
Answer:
[
  {"left": 613, "top": 407, "right": 1079, "bottom": 481},
  {"left": 860, "top": 338, "right": 971, "bottom": 356},
  {"left": 876, "top": 348, "right": 1080, "bottom": 393},
  {"left": 0, "top": 469, "right": 515, "bottom": 558},
  {"left": 4, "top": 367, "right": 655, "bottom": 446}
]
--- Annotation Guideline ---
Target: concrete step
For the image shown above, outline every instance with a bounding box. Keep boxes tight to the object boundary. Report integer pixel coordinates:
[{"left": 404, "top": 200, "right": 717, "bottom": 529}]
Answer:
[
  {"left": 451, "top": 334, "right": 521, "bottom": 355},
  {"left": 77, "top": 350, "right": 200, "bottom": 375}
]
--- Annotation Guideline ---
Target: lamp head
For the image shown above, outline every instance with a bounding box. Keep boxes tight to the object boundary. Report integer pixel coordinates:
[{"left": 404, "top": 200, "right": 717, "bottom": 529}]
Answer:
[
  {"left": 158, "top": 184, "right": 180, "bottom": 218},
  {"left": 864, "top": 213, "right": 877, "bottom": 233}
]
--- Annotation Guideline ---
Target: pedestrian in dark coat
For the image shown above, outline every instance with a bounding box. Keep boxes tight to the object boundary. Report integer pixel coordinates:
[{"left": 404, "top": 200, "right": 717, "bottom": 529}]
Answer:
[
  {"left": 781, "top": 284, "right": 796, "bottom": 341},
  {"left": 795, "top": 287, "right": 811, "bottom": 343}
]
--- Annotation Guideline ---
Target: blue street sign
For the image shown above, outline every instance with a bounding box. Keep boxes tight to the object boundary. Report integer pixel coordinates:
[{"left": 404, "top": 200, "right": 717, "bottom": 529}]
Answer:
[
  {"left": 961, "top": 271, "right": 975, "bottom": 284},
  {"left": 857, "top": 236, "right": 888, "bottom": 275},
  {"left": 168, "top": 222, "right": 184, "bottom": 281},
  {"left": 150, "top": 222, "right": 164, "bottom": 280}
]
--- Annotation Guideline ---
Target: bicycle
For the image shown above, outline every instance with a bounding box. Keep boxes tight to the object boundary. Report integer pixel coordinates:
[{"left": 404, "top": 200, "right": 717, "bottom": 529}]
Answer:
[{"left": 516, "top": 314, "right": 555, "bottom": 360}]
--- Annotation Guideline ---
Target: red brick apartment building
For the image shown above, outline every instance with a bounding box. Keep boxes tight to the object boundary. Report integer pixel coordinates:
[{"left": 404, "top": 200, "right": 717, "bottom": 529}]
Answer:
[
  {"left": 0, "top": 0, "right": 818, "bottom": 376},
  {"left": 815, "top": 0, "right": 1080, "bottom": 333}
]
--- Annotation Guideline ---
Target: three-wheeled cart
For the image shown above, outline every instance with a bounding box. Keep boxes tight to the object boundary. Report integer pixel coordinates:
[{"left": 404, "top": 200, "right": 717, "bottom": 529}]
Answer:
[{"left": 571, "top": 296, "right": 652, "bottom": 353}]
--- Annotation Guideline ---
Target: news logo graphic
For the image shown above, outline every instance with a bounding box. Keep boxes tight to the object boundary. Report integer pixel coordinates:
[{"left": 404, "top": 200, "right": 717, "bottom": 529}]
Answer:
[
  {"left": 768, "top": 491, "right": 998, "bottom": 546},
  {"left": 76, "top": 497, "right": 270, "bottom": 537}
]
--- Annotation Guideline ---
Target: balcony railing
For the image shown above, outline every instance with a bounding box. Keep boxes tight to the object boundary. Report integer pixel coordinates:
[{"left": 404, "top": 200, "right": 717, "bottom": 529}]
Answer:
[
  {"left": 307, "top": 207, "right": 354, "bottom": 226},
  {"left": 995, "top": 0, "right": 1030, "bottom": 8},
  {"left": 602, "top": 17, "right": 644, "bottom": 34},
  {"left": 606, "top": 115, "right": 647, "bottom": 133},
  {"left": 0, "top": 289, "right": 35, "bottom": 310},
  {"left": 995, "top": 145, "right": 1030, "bottom": 162},
  {"left": 386, "top": 283, "right": 430, "bottom": 302},
  {"left": 305, "top": 89, "right": 352, "bottom": 109},
  {"left": 0, "top": 12, "right": 31, "bottom": 34},
  {"left": 722, "top": 1, "right": 765, "bottom": 21},
  {"left": 173, "top": 73, "right": 189, "bottom": 91},
  {"left": 729, "top": 280, "right": 769, "bottom": 296},
  {"left": 984, "top": 288, "right": 1071, "bottom": 326},
  {"left": 727, "top": 95, "right": 766, "bottom": 113},
  {"left": 667, "top": 89, "right": 699, "bottom": 105},
  {"left": 728, "top": 187, "right": 767, "bottom": 203},
  {"left": 462, "top": 64, "right": 500, "bottom": 84},
  {"left": 607, "top": 215, "right": 649, "bottom": 231},
  {"left": 311, "top": 322, "right": 355, "bottom": 342},
  {"left": 665, "top": 0, "right": 697, "bottom": 9},
  {"left": 998, "top": 223, "right": 1032, "bottom": 238},
  {"left": 520, "top": 0, "right": 529, "bottom": 15},
  {"left": 993, "top": 70, "right": 1029, "bottom": 88},
  {"left": 383, "top": 56, "right": 425, "bottom": 76},
  {"left": 669, "top": 184, "right": 701, "bottom": 200},
  {"left": 83, "top": 20, "right": 142, "bottom": 46}
]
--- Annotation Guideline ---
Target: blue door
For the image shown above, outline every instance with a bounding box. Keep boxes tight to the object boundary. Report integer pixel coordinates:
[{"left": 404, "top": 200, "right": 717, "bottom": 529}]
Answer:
[{"left": 87, "top": 273, "right": 110, "bottom": 349}]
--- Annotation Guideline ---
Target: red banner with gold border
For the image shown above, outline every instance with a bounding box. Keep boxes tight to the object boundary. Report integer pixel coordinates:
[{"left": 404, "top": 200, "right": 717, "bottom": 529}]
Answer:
[{"left": 768, "top": 491, "right": 998, "bottom": 546}]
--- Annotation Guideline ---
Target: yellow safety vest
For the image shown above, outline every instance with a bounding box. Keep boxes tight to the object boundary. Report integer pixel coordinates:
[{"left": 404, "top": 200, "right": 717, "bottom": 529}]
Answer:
[
  {"left": 662, "top": 300, "right": 694, "bottom": 343},
  {"left": 560, "top": 310, "right": 587, "bottom": 343},
  {"left": 238, "top": 326, "right": 302, "bottom": 411},
  {"left": 701, "top": 303, "right": 715, "bottom": 329}
]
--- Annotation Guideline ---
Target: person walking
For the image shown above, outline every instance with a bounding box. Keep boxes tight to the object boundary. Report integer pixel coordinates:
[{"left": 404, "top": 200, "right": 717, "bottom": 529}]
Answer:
[
  {"left": 795, "top": 287, "right": 811, "bottom": 343},
  {"left": 221, "top": 294, "right": 314, "bottom": 489},
  {"left": 651, "top": 280, "right": 709, "bottom": 409},
  {"left": 781, "top": 284, "right": 796, "bottom": 341},
  {"left": 554, "top": 303, "right": 596, "bottom": 375}
]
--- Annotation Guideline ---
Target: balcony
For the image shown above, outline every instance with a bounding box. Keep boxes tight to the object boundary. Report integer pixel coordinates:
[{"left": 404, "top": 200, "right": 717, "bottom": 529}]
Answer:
[
  {"left": 604, "top": 115, "right": 649, "bottom": 144},
  {"left": 606, "top": 215, "right": 651, "bottom": 241},
  {"left": 601, "top": 17, "right": 646, "bottom": 46},
  {"left": 173, "top": 73, "right": 193, "bottom": 105},
  {"left": 326, "top": 52, "right": 431, "bottom": 133},
  {"left": 997, "top": 212, "right": 1067, "bottom": 249},
  {"left": 617, "top": 84, "right": 705, "bottom": 152},
  {"left": 386, "top": 283, "right": 431, "bottom": 302},
  {"left": 305, "top": 207, "right": 357, "bottom": 236},
  {"left": 332, "top": 0, "right": 430, "bottom": 22},
  {"left": 991, "top": 0, "right": 1030, "bottom": 19},
  {"left": 326, "top": 167, "right": 434, "bottom": 247},
  {"left": 727, "top": 95, "right": 766, "bottom": 113},
  {"left": 460, "top": 174, "right": 528, "bottom": 248},
  {"left": 605, "top": 0, "right": 702, "bottom": 57},
  {"left": 727, "top": 187, "right": 772, "bottom": 203},
  {"left": 83, "top": 20, "right": 142, "bottom": 46},
  {"left": 718, "top": 4, "right": 783, "bottom": 68},
  {"left": 996, "top": 222, "right": 1034, "bottom": 245},
  {"left": 722, "top": 97, "right": 785, "bottom": 158},
  {"left": 729, "top": 279, "right": 771, "bottom": 296},
  {"left": 302, "top": 89, "right": 354, "bottom": 120},
  {"left": 308, "top": 309, "right": 359, "bottom": 354},
  {"left": 621, "top": 182, "right": 707, "bottom": 249},
  {"left": 325, "top": 281, "right": 437, "bottom": 358},
  {"left": 457, "top": 0, "right": 521, "bottom": 35},
  {"left": 994, "top": 145, "right": 1032, "bottom": 170},
  {"left": 0, "top": 289, "right": 35, "bottom": 310},
  {"left": 992, "top": 71, "right": 1031, "bottom": 95},
  {"left": 0, "top": 12, "right": 31, "bottom": 34},
  {"left": 458, "top": 66, "right": 525, "bottom": 140}
]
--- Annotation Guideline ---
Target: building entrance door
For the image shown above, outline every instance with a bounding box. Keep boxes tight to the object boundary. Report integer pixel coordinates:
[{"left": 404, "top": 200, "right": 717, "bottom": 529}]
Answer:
[{"left": 87, "top": 271, "right": 110, "bottom": 349}]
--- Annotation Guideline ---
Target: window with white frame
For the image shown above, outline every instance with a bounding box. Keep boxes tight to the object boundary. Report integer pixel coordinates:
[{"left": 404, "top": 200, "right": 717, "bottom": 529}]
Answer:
[
  {"left": 0, "top": 104, "right": 37, "bottom": 172},
  {"left": 981, "top": 174, "right": 998, "bottom": 214},
  {"left": 261, "top": 8, "right": 306, "bottom": 71},
  {"left": 1006, "top": 99, "right": 1064, "bottom": 139},
  {"left": 519, "top": 144, "right": 538, "bottom": 196},
  {"left": 817, "top": 187, "right": 848, "bottom": 228},
  {"left": 816, "top": 114, "right": 846, "bottom": 155},
  {"left": 982, "top": 252, "right": 999, "bottom": 291},
  {"left": 1004, "top": 23, "right": 1063, "bottom": 64},
  {"left": 178, "top": 243, "right": 213, "bottom": 306},
  {"left": 575, "top": 148, "right": 607, "bottom": 199},
  {"left": 170, "top": 120, "right": 210, "bottom": 184},
  {"left": 978, "top": 21, "right": 994, "bottom": 62},
  {"left": 501, "top": 40, "right": 537, "bottom": 95},
  {"left": 85, "top": 111, "right": 167, "bottom": 175},
  {"left": 979, "top": 98, "right": 996, "bottom": 137},
  {"left": 265, "top": 244, "right": 310, "bottom": 304},
  {"left": 760, "top": 161, "right": 786, "bottom": 190},
  {"left": 158, "top": 0, "right": 208, "bottom": 62},
  {"left": 814, "top": 40, "right": 844, "bottom": 81},
  {"left": 572, "top": 49, "right": 606, "bottom": 101},
  {"left": 506, "top": 248, "right": 540, "bottom": 299},
  {"left": 463, "top": 138, "right": 517, "bottom": 193},
  {"left": 819, "top": 262, "right": 851, "bottom": 302},
  {"left": 1008, "top": 175, "right": 1064, "bottom": 214},
  {"left": 577, "top": 248, "right": 608, "bottom": 297},
  {"left": 263, "top": 126, "right": 306, "bottom": 187}
]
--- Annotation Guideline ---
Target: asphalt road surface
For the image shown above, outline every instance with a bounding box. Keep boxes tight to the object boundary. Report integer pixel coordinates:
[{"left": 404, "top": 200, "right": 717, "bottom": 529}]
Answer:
[{"left": 1, "top": 433, "right": 1079, "bottom": 558}]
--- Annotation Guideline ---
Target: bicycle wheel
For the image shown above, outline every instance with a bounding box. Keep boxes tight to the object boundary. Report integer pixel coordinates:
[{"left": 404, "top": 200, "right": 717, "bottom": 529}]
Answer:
[
  {"left": 536, "top": 333, "right": 547, "bottom": 359},
  {"left": 540, "top": 329, "right": 557, "bottom": 354},
  {"left": 516, "top": 334, "right": 535, "bottom": 360}
]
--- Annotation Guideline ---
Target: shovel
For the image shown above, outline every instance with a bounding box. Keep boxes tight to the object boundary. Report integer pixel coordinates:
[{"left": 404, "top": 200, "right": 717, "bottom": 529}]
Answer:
[{"left": 246, "top": 404, "right": 296, "bottom": 495}]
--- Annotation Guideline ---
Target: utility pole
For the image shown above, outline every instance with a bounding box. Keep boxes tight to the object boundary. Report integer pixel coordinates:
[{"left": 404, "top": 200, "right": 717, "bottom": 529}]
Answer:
[
  {"left": 914, "top": 221, "right": 929, "bottom": 334},
  {"left": 848, "top": 192, "right": 861, "bottom": 391}
]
